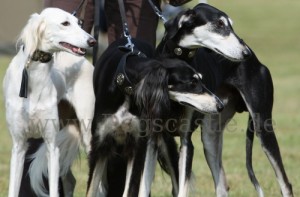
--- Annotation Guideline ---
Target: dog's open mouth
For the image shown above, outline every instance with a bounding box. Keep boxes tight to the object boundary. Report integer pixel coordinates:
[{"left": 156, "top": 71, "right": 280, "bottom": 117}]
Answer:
[{"left": 59, "top": 42, "right": 87, "bottom": 55}]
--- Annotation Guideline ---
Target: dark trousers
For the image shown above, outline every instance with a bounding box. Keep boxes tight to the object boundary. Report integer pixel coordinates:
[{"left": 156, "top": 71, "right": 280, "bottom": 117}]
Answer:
[{"left": 104, "top": 0, "right": 160, "bottom": 48}]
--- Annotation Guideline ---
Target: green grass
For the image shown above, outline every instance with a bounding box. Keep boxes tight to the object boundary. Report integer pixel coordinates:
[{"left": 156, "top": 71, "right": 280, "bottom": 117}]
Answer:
[{"left": 1, "top": 0, "right": 300, "bottom": 196}]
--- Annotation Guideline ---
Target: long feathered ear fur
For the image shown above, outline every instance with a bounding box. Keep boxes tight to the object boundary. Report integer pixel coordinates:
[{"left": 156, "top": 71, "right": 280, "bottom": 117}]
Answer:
[
  {"left": 135, "top": 66, "right": 170, "bottom": 133},
  {"left": 17, "top": 13, "right": 45, "bottom": 56},
  {"left": 164, "top": 9, "right": 195, "bottom": 40},
  {"left": 164, "top": 13, "right": 182, "bottom": 40}
]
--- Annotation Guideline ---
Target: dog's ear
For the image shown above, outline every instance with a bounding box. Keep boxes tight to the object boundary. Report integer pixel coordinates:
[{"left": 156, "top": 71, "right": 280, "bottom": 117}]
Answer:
[
  {"left": 178, "top": 9, "right": 196, "bottom": 28},
  {"left": 135, "top": 66, "right": 170, "bottom": 127},
  {"left": 164, "top": 12, "right": 183, "bottom": 40},
  {"left": 164, "top": 9, "right": 196, "bottom": 40},
  {"left": 18, "top": 13, "right": 46, "bottom": 56}
]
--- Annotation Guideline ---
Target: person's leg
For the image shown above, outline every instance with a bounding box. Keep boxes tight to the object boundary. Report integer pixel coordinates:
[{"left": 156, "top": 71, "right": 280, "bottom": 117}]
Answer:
[
  {"left": 82, "top": 0, "right": 95, "bottom": 33},
  {"left": 104, "top": 0, "right": 160, "bottom": 47}
]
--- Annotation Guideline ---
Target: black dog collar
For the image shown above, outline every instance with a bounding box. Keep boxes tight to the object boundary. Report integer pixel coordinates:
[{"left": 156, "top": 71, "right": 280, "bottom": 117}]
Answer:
[
  {"left": 165, "top": 40, "right": 197, "bottom": 61},
  {"left": 115, "top": 47, "right": 146, "bottom": 95},
  {"left": 31, "top": 50, "right": 53, "bottom": 63},
  {"left": 22, "top": 46, "right": 53, "bottom": 63}
]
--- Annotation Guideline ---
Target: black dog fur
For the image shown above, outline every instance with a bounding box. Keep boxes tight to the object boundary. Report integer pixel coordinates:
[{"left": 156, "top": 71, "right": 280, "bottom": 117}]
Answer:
[
  {"left": 88, "top": 38, "right": 223, "bottom": 197},
  {"left": 156, "top": 3, "right": 293, "bottom": 197}
]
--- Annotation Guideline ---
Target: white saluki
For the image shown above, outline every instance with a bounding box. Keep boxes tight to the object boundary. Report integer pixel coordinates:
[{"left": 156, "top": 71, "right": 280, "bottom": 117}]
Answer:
[{"left": 3, "top": 8, "right": 95, "bottom": 197}]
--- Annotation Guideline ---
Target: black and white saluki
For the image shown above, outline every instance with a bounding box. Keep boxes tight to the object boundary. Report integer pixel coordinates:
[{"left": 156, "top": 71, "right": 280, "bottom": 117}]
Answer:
[
  {"left": 3, "top": 8, "right": 96, "bottom": 197},
  {"left": 87, "top": 38, "right": 224, "bottom": 197},
  {"left": 156, "top": 3, "right": 293, "bottom": 197}
]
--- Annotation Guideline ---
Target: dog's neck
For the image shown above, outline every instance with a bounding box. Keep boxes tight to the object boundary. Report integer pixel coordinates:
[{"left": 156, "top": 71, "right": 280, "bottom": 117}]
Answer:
[
  {"left": 115, "top": 48, "right": 146, "bottom": 95},
  {"left": 31, "top": 50, "right": 53, "bottom": 63},
  {"left": 22, "top": 46, "right": 53, "bottom": 63},
  {"left": 159, "top": 39, "right": 198, "bottom": 63}
]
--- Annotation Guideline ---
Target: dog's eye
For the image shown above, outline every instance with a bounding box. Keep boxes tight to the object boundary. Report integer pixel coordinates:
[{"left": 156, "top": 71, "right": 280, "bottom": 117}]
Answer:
[
  {"left": 61, "top": 21, "right": 70, "bottom": 26},
  {"left": 188, "top": 78, "right": 198, "bottom": 86},
  {"left": 217, "top": 19, "right": 225, "bottom": 28},
  {"left": 192, "top": 78, "right": 199, "bottom": 85},
  {"left": 183, "top": 21, "right": 193, "bottom": 28}
]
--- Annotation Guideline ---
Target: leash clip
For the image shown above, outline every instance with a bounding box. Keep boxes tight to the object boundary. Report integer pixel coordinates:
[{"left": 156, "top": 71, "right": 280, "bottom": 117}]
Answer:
[
  {"left": 123, "top": 27, "right": 134, "bottom": 51},
  {"left": 154, "top": 6, "right": 167, "bottom": 23},
  {"left": 147, "top": 0, "right": 167, "bottom": 24}
]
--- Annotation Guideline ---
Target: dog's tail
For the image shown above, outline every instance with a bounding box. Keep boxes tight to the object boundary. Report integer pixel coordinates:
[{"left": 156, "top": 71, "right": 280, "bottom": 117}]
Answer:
[
  {"left": 29, "top": 124, "right": 81, "bottom": 197},
  {"left": 246, "top": 116, "right": 264, "bottom": 197}
]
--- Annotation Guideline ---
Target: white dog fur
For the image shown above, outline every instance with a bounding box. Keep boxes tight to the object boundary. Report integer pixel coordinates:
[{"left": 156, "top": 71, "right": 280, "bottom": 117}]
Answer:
[{"left": 3, "top": 8, "right": 95, "bottom": 197}]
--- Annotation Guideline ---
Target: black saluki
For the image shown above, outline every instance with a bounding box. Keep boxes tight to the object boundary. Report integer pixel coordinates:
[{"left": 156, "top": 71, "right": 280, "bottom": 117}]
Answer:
[
  {"left": 156, "top": 3, "right": 293, "bottom": 197},
  {"left": 87, "top": 38, "right": 223, "bottom": 197}
]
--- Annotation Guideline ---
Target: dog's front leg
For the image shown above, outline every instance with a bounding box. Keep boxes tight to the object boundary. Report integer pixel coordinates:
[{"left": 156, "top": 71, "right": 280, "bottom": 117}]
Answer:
[
  {"left": 45, "top": 138, "right": 60, "bottom": 197},
  {"left": 178, "top": 131, "right": 193, "bottom": 197},
  {"left": 138, "top": 136, "right": 158, "bottom": 197},
  {"left": 123, "top": 137, "right": 148, "bottom": 197},
  {"left": 87, "top": 158, "right": 108, "bottom": 197},
  {"left": 178, "top": 109, "right": 195, "bottom": 197},
  {"left": 201, "top": 106, "right": 235, "bottom": 197},
  {"left": 40, "top": 113, "right": 60, "bottom": 197},
  {"left": 122, "top": 157, "right": 135, "bottom": 197},
  {"left": 201, "top": 120, "right": 226, "bottom": 197},
  {"left": 8, "top": 139, "right": 27, "bottom": 197}
]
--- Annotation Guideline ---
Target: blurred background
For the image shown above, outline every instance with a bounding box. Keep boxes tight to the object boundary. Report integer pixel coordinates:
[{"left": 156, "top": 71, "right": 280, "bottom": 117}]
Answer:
[{"left": 0, "top": 0, "right": 299, "bottom": 196}]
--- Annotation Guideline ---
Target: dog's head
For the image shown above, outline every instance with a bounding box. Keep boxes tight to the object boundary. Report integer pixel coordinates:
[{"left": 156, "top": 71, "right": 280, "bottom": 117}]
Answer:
[
  {"left": 163, "top": 58, "right": 224, "bottom": 114},
  {"left": 18, "top": 8, "right": 96, "bottom": 57},
  {"left": 135, "top": 58, "right": 223, "bottom": 122},
  {"left": 163, "top": 3, "right": 251, "bottom": 61}
]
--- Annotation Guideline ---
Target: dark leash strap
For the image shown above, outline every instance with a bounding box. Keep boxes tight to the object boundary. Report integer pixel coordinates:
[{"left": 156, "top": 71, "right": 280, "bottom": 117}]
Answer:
[
  {"left": 114, "top": 0, "right": 148, "bottom": 95},
  {"left": 71, "top": 0, "right": 87, "bottom": 17},
  {"left": 71, "top": 0, "right": 101, "bottom": 65},
  {"left": 117, "top": 0, "right": 134, "bottom": 50},
  {"left": 146, "top": 0, "right": 193, "bottom": 24},
  {"left": 72, "top": 0, "right": 88, "bottom": 31},
  {"left": 147, "top": 0, "right": 167, "bottom": 24},
  {"left": 93, "top": 0, "right": 101, "bottom": 65}
]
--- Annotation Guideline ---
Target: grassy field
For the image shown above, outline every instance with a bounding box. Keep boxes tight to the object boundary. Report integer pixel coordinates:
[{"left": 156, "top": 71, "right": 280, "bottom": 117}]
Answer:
[{"left": 1, "top": 0, "right": 300, "bottom": 196}]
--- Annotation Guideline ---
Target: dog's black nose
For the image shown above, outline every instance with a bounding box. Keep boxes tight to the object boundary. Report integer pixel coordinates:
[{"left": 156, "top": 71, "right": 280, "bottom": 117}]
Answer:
[
  {"left": 216, "top": 99, "right": 224, "bottom": 112},
  {"left": 87, "top": 37, "right": 97, "bottom": 47},
  {"left": 242, "top": 48, "right": 252, "bottom": 59}
]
